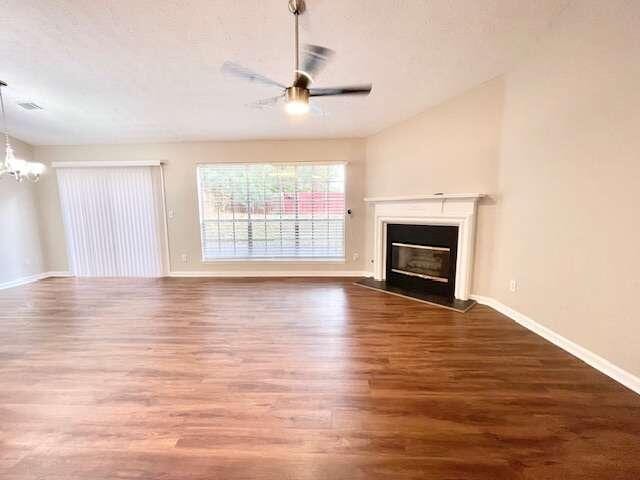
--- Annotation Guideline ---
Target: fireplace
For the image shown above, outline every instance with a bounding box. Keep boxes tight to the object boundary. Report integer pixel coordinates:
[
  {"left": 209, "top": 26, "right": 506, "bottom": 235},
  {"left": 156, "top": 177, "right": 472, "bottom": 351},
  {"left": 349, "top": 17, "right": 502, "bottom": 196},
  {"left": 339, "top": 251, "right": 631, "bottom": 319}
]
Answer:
[
  {"left": 356, "top": 193, "right": 483, "bottom": 312},
  {"left": 386, "top": 224, "right": 458, "bottom": 299}
]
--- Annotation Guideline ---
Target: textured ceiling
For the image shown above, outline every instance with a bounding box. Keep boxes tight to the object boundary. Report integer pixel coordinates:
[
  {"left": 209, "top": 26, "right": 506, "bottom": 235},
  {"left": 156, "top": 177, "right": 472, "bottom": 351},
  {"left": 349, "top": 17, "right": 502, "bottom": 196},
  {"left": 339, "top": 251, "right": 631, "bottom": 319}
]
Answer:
[{"left": 0, "top": 0, "right": 568, "bottom": 145}]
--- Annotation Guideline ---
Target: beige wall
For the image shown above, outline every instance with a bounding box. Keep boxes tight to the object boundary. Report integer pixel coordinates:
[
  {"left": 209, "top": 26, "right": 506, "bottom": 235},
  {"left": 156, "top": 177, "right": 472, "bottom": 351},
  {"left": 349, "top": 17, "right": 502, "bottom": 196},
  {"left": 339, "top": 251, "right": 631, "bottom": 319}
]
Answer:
[
  {"left": 491, "top": 0, "right": 640, "bottom": 376},
  {"left": 0, "top": 137, "right": 45, "bottom": 284},
  {"left": 365, "top": 78, "right": 504, "bottom": 293},
  {"left": 34, "top": 139, "right": 368, "bottom": 274}
]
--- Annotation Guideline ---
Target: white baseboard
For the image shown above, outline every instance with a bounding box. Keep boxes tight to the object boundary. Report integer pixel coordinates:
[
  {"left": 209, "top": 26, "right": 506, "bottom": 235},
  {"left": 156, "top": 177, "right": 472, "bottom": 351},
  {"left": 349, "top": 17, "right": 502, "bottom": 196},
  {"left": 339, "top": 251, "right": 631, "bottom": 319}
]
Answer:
[
  {"left": 471, "top": 294, "right": 640, "bottom": 395},
  {"left": 168, "top": 270, "right": 369, "bottom": 278},
  {"left": 0, "top": 272, "right": 49, "bottom": 290},
  {"left": 1, "top": 270, "right": 365, "bottom": 288},
  {"left": 0, "top": 270, "right": 71, "bottom": 290},
  {"left": 46, "top": 271, "right": 72, "bottom": 278}
]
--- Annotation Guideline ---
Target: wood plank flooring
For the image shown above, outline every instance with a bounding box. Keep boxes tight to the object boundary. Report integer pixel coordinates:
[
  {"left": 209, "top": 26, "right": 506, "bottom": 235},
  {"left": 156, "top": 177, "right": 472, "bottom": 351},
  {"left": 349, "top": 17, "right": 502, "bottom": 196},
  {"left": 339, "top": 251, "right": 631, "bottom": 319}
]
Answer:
[{"left": 0, "top": 277, "right": 638, "bottom": 479}]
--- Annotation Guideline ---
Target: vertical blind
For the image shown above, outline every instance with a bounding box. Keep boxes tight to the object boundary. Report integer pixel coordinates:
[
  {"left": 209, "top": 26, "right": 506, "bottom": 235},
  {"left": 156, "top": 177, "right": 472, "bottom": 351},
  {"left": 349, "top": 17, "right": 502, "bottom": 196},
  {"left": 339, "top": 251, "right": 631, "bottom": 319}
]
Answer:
[
  {"left": 57, "top": 166, "right": 166, "bottom": 277},
  {"left": 197, "top": 162, "right": 346, "bottom": 260}
]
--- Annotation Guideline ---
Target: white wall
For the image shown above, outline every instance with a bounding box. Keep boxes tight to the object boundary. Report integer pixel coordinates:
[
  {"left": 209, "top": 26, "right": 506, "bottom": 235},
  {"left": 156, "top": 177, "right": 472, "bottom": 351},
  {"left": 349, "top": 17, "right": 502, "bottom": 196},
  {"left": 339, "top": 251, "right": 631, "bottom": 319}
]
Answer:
[
  {"left": 34, "top": 139, "right": 368, "bottom": 275},
  {"left": 0, "top": 137, "right": 45, "bottom": 286}
]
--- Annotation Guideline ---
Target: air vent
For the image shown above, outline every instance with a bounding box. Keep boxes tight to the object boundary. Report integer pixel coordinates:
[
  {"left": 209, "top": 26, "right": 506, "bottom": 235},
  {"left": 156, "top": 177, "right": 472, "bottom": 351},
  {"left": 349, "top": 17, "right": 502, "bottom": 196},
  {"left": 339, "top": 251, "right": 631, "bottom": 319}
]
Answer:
[{"left": 18, "top": 102, "right": 42, "bottom": 111}]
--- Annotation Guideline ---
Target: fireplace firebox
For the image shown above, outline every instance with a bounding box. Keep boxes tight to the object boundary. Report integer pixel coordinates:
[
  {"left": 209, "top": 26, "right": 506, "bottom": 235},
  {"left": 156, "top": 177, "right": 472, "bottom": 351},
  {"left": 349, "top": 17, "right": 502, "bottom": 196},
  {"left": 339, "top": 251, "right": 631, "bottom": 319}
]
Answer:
[{"left": 386, "top": 224, "right": 458, "bottom": 299}]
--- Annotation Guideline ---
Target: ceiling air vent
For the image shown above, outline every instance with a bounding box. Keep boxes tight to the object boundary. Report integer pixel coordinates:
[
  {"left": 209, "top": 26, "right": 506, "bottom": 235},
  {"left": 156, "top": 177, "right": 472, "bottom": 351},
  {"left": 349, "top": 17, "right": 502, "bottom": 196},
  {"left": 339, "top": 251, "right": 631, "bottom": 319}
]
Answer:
[{"left": 18, "top": 102, "right": 43, "bottom": 110}]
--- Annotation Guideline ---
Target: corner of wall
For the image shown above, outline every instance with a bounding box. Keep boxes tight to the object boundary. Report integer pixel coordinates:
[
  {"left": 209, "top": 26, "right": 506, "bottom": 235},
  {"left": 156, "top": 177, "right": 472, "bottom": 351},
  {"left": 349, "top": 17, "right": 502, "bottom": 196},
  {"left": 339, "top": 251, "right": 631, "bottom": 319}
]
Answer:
[{"left": 0, "top": 136, "right": 48, "bottom": 285}]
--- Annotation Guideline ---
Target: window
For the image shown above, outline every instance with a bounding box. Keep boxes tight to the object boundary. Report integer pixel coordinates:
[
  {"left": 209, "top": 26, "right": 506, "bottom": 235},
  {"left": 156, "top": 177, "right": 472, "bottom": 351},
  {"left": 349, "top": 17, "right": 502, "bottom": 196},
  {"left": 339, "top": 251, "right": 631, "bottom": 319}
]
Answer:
[{"left": 197, "top": 162, "right": 345, "bottom": 260}]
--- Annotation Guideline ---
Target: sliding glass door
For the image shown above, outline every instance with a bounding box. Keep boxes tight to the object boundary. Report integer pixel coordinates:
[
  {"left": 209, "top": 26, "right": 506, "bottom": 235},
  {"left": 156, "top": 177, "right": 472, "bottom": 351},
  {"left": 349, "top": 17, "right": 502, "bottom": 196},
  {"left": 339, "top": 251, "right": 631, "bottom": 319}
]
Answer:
[{"left": 56, "top": 166, "right": 167, "bottom": 277}]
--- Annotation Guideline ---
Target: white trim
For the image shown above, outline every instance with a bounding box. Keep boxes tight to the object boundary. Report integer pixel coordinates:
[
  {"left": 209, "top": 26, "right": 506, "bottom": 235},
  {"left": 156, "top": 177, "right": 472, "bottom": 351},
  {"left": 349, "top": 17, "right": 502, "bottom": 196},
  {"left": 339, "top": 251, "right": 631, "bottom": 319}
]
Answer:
[
  {"left": 196, "top": 160, "right": 348, "bottom": 166},
  {"left": 471, "top": 295, "right": 640, "bottom": 395},
  {"left": 0, "top": 272, "right": 49, "bottom": 290},
  {"left": 364, "top": 193, "right": 485, "bottom": 203},
  {"left": 0, "top": 271, "right": 72, "bottom": 290},
  {"left": 158, "top": 164, "right": 171, "bottom": 275},
  {"left": 52, "top": 160, "right": 164, "bottom": 168},
  {"left": 167, "top": 270, "right": 368, "bottom": 278},
  {"left": 0, "top": 270, "right": 366, "bottom": 287},
  {"left": 201, "top": 258, "right": 346, "bottom": 263},
  {"left": 47, "top": 271, "right": 73, "bottom": 277}
]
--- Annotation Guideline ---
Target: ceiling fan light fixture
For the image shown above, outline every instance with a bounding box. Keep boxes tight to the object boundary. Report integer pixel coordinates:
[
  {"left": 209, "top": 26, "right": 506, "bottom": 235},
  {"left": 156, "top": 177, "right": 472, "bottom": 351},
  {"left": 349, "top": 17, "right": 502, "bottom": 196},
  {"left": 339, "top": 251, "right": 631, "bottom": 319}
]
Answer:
[
  {"left": 285, "top": 86, "right": 310, "bottom": 116},
  {"left": 285, "top": 99, "right": 310, "bottom": 115}
]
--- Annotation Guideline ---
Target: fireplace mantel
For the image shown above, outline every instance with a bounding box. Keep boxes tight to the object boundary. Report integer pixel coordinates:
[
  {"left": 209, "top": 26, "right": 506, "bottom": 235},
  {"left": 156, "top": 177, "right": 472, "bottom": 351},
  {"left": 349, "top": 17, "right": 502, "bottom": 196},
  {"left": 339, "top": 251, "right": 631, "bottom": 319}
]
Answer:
[
  {"left": 364, "top": 193, "right": 485, "bottom": 203},
  {"left": 366, "top": 193, "right": 485, "bottom": 301}
]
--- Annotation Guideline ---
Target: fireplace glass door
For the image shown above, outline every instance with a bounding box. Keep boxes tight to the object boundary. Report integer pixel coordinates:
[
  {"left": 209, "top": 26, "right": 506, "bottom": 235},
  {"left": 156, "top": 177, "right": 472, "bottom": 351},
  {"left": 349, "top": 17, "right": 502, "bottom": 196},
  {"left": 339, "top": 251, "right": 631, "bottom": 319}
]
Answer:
[{"left": 391, "top": 243, "right": 450, "bottom": 283}]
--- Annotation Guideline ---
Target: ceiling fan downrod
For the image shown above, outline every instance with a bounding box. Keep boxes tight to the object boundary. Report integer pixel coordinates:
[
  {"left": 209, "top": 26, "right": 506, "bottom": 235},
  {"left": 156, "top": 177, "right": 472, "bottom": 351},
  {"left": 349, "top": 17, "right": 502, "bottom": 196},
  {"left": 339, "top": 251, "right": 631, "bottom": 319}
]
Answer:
[
  {"left": 285, "top": 0, "right": 309, "bottom": 114},
  {"left": 288, "top": 0, "right": 305, "bottom": 81}
]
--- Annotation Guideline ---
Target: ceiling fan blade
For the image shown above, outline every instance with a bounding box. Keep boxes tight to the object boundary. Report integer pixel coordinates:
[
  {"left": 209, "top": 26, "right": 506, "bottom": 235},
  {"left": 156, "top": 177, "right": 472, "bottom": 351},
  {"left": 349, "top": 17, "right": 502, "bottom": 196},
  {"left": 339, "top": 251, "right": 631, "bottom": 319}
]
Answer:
[
  {"left": 221, "top": 61, "right": 286, "bottom": 89},
  {"left": 309, "top": 103, "right": 329, "bottom": 117},
  {"left": 294, "top": 44, "right": 335, "bottom": 88},
  {"left": 309, "top": 85, "right": 372, "bottom": 97},
  {"left": 246, "top": 95, "right": 284, "bottom": 109}
]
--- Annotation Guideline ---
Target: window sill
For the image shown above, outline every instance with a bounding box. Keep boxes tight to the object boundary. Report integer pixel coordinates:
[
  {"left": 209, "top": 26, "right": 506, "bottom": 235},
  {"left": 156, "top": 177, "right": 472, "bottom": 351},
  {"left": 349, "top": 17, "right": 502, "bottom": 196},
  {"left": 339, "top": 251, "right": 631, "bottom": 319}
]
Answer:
[{"left": 201, "top": 257, "right": 347, "bottom": 264}]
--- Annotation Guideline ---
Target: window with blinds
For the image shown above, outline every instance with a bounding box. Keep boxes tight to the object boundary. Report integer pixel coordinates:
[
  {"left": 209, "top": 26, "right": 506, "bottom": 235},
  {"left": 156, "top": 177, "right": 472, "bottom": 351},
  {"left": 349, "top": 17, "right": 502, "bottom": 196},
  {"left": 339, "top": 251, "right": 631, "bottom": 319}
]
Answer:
[{"left": 197, "top": 163, "right": 346, "bottom": 260}]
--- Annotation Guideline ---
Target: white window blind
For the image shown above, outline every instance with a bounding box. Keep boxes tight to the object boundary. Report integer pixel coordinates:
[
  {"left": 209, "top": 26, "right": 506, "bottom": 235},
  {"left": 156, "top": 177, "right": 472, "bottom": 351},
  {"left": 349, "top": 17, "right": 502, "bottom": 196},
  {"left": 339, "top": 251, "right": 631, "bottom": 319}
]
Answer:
[{"left": 197, "top": 163, "right": 346, "bottom": 260}]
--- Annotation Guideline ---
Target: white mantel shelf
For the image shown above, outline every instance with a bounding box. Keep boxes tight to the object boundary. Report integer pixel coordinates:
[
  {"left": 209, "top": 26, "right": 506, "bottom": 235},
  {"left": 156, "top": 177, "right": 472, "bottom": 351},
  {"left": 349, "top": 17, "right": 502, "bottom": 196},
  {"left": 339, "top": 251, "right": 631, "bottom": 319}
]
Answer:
[{"left": 364, "top": 193, "right": 485, "bottom": 203}]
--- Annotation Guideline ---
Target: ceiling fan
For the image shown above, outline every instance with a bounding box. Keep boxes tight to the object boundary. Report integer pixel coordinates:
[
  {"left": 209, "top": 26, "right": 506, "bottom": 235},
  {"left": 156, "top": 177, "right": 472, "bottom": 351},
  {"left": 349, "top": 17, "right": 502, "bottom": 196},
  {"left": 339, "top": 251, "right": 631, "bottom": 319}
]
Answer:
[{"left": 221, "top": 0, "right": 372, "bottom": 116}]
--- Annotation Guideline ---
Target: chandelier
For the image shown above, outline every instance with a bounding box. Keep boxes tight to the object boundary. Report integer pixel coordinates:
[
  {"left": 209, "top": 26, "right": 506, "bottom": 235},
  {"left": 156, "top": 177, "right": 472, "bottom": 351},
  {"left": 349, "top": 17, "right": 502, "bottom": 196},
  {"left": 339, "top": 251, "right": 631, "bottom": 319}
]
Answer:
[{"left": 0, "top": 81, "right": 45, "bottom": 182}]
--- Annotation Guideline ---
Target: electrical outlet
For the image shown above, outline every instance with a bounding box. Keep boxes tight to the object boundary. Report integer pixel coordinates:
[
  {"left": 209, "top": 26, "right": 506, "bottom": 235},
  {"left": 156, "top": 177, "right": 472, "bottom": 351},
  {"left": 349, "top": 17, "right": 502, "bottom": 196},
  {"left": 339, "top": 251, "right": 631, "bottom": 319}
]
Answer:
[
  {"left": 181, "top": 254, "right": 188, "bottom": 263},
  {"left": 168, "top": 209, "right": 175, "bottom": 219},
  {"left": 352, "top": 252, "right": 359, "bottom": 261},
  {"left": 509, "top": 279, "right": 518, "bottom": 292}
]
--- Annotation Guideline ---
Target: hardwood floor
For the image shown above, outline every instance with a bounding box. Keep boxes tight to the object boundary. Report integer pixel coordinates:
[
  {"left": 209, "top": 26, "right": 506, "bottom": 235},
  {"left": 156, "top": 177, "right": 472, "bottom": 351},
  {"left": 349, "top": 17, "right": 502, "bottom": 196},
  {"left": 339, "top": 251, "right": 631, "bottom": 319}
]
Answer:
[{"left": 0, "top": 277, "right": 638, "bottom": 479}]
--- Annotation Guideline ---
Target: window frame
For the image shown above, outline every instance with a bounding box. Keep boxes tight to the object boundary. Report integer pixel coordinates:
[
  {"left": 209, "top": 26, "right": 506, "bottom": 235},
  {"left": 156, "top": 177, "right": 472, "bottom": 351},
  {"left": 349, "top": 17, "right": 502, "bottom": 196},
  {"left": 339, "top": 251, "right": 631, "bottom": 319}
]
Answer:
[{"left": 196, "top": 161, "right": 347, "bottom": 263}]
